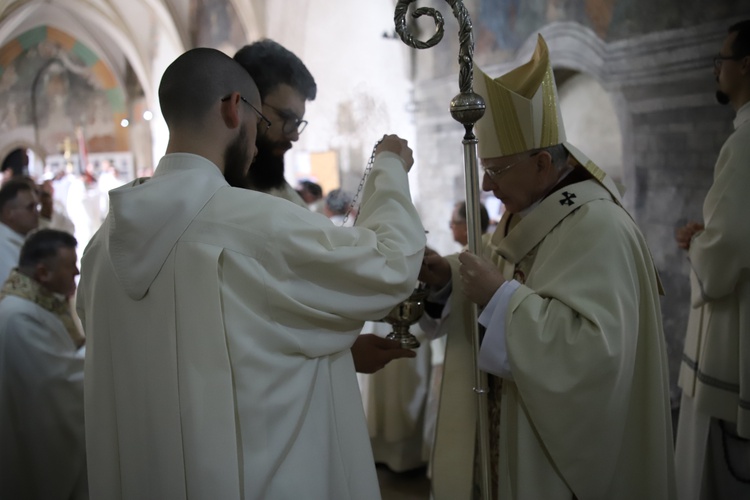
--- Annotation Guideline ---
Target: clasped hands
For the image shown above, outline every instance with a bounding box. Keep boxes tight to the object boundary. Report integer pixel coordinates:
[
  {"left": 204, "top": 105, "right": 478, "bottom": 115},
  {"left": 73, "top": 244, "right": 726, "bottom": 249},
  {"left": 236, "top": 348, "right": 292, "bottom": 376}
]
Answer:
[
  {"left": 419, "top": 247, "right": 505, "bottom": 307},
  {"left": 675, "top": 222, "right": 704, "bottom": 250}
]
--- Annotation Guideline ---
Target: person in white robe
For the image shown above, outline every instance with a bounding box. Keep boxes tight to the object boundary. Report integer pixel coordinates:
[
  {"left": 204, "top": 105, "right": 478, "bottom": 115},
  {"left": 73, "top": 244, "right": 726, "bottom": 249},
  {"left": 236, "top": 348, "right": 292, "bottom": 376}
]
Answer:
[
  {"left": 0, "top": 229, "right": 86, "bottom": 500},
  {"left": 419, "top": 35, "right": 676, "bottom": 500},
  {"left": 233, "top": 39, "right": 418, "bottom": 373},
  {"left": 674, "top": 20, "right": 750, "bottom": 500},
  {"left": 38, "top": 180, "right": 76, "bottom": 235},
  {"left": 77, "top": 48, "right": 425, "bottom": 500},
  {"left": 418, "top": 201, "right": 491, "bottom": 474},
  {"left": 0, "top": 179, "right": 39, "bottom": 283},
  {"left": 358, "top": 320, "right": 431, "bottom": 473}
]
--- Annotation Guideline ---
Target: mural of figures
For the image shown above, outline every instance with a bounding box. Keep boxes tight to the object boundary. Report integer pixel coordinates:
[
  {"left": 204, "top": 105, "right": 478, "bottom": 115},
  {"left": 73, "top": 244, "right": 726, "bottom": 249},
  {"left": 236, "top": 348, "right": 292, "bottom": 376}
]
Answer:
[
  {"left": 0, "top": 27, "right": 127, "bottom": 161},
  {"left": 189, "top": 0, "right": 247, "bottom": 55}
]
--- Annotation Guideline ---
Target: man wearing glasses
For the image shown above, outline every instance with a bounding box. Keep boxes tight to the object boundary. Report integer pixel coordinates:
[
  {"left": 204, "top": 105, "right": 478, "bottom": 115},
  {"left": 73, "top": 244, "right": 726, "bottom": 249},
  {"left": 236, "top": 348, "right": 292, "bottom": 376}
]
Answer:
[
  {"left": 419, "top": 35, "right": 675, "bottom": 499},
  {"left": 232, "top": 39, "right": 314, "bottom": 207},
  {"left": 232, "top": 39, "right": 417, "bottom": 374},
  {"left": 675, "top": 20, "right": 750, "bottom": 500}
]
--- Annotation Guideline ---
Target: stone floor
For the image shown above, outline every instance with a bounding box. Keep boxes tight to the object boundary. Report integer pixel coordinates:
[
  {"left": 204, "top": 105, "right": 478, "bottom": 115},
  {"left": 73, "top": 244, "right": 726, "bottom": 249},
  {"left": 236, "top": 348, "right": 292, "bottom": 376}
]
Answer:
[{"left": 377, "top": 464, "right": 430, "bottom": 500}]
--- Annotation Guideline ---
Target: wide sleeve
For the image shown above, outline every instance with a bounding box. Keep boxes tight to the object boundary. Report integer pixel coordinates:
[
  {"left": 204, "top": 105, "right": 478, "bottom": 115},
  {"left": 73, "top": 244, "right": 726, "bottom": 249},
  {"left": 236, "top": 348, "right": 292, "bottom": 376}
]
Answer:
[
  {"left": 274, "top": 153, "right": 425, "bottom": 321},
  {"left": 500, "top": 202, "right": 660, "bottom": 493},
  {"left": 689, "top": 134, "right": 750, "bottom": 305},
  {"left": 259, "top": 152, "right": 426, "bottom": 354}
]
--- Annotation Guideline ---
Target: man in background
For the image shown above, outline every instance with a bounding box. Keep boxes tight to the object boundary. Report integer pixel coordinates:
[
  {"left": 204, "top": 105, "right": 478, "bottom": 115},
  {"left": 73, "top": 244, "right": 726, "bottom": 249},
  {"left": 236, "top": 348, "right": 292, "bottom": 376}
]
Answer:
[
  {"left": 0, "top": 229, "right": 86, "bottom": 500},
  {"left": 1, "top": 148, "right": 29, "bottom": 185},
  {"left": 449, "top": 200, "right": 489, "bottom": 248},
  {"left": 0, "top": 180, "right": 39, "bottom": 282},
  {"left": 675, "top": 20, "right": 750, "bottom": 500}
]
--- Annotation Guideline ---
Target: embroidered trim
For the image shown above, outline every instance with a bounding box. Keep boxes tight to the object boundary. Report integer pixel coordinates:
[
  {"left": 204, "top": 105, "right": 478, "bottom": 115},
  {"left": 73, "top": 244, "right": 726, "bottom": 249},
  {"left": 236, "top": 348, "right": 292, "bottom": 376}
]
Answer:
[{"left": 0, "top": 270, "right": 84, "bottom": 347}]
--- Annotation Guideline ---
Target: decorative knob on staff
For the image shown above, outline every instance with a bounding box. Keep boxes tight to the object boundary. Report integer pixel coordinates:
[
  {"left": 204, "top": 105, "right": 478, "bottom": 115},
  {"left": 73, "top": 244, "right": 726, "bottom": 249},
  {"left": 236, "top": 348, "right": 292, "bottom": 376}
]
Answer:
[{"left": 394, "top": 2, "right": 491, "bottom": 499}]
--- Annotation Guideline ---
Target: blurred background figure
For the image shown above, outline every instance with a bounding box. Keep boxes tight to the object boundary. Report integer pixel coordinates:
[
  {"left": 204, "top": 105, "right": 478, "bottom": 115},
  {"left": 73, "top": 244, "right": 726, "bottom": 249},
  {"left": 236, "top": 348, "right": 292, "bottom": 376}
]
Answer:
[
  {"left": 0, "top": 180, "right": 39, "bottom": 283},
  {"left": 358, "top": 321, "right": 431, "bottom": 475},
  {"left": 97, "top": 159, "right": 125, "bottom": 217},
  {"left": 297, "top": 179, "right": 324, "bottom": 212},
  {"left": 324, "top": 188, "right": 353, "bottom": 227},
  {"left": 449, "top": 200, "right": 490, "bottom": 247},
  {"left": 1, "top": 148, "right": 30, "bottom": 185},
  {"left": 38, "top": 180, "right": 75, "bottom": 235},
  {"left": 0, "top": 229, "right": 86, "bottom": 500},
  {"left": 420, "top": 200, "right": 491, "bottom": 479}
]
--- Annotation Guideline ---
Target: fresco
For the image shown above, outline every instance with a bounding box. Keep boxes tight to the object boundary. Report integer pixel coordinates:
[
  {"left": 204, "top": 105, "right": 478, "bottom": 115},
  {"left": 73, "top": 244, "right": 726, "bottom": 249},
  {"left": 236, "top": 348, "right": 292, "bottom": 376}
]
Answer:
[
  {"left": 412, "top": 0, "right": 750, "bottom": 69},
  {"left": 0, "top": 27, "right": 126, "bottom": 158},
  {"left": 190, "top": 0, "right": 247, "bottom": 55}
]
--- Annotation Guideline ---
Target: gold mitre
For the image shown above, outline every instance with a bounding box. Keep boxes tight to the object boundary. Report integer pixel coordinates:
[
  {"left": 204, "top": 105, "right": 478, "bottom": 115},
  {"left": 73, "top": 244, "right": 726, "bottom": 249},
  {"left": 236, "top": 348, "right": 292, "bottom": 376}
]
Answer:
[{"left": 474, "top": 35, "right": 622, "bottom": 200}]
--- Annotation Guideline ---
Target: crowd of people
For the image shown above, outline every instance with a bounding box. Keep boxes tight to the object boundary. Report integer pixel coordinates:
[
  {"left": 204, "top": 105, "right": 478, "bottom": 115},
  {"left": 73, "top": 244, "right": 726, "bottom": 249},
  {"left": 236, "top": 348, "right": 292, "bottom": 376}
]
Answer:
[{"left": 0, "top": 19, "right": 748, "bottom": 500}]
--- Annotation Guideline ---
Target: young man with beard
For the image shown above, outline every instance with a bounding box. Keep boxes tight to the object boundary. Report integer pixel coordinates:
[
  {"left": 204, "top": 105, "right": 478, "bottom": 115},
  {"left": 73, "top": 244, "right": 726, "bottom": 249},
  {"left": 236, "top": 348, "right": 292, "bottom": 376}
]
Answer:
[
  {"left": 231, "top": 39, "right": 313, "bottom": 206},
  {"left": 675, "top": 20, "right": 750, "bottom": 500},
  {"left": 233, "top": 39, "right": 417, "bottom": 374},
  {"left": 77, "top": 48, "right": 425, "bottom": 499}
]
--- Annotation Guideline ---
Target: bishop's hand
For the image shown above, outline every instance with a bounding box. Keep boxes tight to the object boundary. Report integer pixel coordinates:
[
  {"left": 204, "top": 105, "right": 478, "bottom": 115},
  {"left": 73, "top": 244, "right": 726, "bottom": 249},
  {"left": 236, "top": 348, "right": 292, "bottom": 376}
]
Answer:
[{"left": 458, "top": 251, "right": 505, "bottom": 307}]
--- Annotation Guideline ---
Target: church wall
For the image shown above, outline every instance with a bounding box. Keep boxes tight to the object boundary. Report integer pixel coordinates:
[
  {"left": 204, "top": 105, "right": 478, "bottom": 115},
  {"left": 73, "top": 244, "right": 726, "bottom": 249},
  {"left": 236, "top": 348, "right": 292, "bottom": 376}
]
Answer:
[{"left": 410, "top": 1, "right": 750, "bottom": 405}]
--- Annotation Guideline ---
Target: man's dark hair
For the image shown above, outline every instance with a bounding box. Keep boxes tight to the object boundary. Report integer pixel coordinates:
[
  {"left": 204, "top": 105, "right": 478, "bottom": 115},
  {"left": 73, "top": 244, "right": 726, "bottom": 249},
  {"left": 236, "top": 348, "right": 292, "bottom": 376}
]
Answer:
[
  {"left": 457, "top": 201, "right": 490, "bottom": 234},
  {"left": 234, "top": 40, "right": 317, "bottom": 101},
  {"left": 1, "top": 148, "right": 29, "bottom": 177},
  {"left": 159, "top": 47, "right": 258, "bottom": 128},
  {"left": 729, "top": 20, "right": 750, "bottom": 58},
  {"left": 0, "top": 179, "right": 34, "bottom": 213},
  {"left": 299, "top": 180, "right": 322, "bottom": 199},
  {"left": 18, "top": 229, "right": 77, "bottom": 270}
]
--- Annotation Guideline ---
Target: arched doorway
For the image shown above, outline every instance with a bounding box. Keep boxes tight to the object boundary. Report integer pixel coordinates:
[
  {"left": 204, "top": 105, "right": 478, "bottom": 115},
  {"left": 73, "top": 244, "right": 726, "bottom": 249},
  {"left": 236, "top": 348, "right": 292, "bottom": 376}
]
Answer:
[{"left": 556, "top": 69, "right": 624, "bottom": 185}]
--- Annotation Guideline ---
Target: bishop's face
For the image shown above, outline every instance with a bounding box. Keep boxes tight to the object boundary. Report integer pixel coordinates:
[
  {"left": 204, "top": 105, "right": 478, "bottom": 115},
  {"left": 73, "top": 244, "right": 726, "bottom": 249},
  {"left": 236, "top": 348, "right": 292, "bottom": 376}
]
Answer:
[{"left": 481, "top": 152, "right": 552, "bottom": 214}]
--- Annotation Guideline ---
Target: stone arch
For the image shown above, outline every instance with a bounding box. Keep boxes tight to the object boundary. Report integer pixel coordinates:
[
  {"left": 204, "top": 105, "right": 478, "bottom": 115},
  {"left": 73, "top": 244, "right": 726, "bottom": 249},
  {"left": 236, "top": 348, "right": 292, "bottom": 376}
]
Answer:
[{"left": 555, "top": 69, "right": 624, "bottom": 184}]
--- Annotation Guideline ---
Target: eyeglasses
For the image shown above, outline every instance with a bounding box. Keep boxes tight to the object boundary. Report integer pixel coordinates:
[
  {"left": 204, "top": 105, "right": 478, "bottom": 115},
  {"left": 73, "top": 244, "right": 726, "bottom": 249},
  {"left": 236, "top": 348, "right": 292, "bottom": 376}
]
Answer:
[
  {"left": 265, "top": 103, "right": 308, "bottom": 136},
  {"left": 713, "top": 54, "right": 745, "bottom": 69},
  {"left": 482, "top": 152, "right": 539, "bottom": 181},
  {"left": 221, "top": 95, "right": 272, "bottom": 135}
]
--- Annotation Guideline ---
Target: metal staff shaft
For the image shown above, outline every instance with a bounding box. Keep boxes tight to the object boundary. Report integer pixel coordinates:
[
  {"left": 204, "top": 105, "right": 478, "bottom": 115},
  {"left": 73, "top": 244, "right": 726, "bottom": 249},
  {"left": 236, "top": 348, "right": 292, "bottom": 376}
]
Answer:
[
  {"left": 394, "top": 2, "right": 491, "bottom": 498},
  {"left": 462, "top": 130, "right": 492, "bottom": 500}
]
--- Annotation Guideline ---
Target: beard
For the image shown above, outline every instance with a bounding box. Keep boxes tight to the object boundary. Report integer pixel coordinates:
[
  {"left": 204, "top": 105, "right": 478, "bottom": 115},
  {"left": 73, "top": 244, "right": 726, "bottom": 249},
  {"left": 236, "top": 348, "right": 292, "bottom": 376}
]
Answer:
[
  {"left": 223, "top": 124, "right": 252, "bottom": 188},
  {"left": 716, "top": 90, "right": 731, "bottom": 105},
  {"left": 244, "top": 134, "right": 291, "bottom": 192}
]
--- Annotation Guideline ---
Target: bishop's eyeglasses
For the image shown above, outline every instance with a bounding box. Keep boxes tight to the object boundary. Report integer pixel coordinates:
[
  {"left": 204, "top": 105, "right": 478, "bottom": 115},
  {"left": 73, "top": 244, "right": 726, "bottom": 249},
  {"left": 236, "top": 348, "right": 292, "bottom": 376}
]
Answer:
[{"left": 482, "top": 152, "right": 540, "bottom": 181}]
